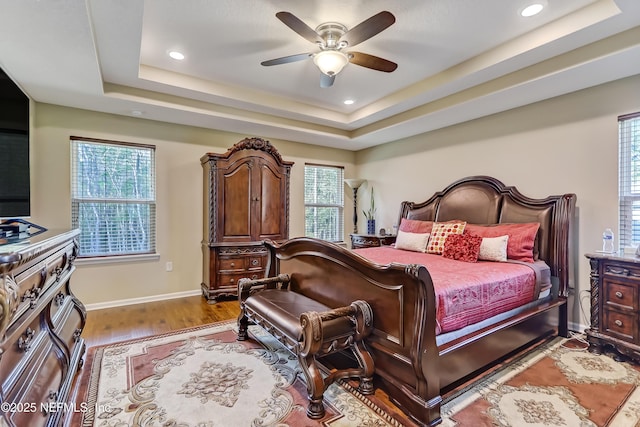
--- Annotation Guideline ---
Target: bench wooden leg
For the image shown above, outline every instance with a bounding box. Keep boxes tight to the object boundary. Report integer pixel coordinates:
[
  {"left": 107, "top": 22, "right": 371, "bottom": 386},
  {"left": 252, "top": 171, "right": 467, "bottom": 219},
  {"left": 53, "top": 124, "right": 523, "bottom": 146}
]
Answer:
[
  {"left": 298, "top": 354, "right": 327, "bottom": 419},
  {"left": 354, "top": 340, "right": 375, "bottom": 395},
  {"left": 237, "top": 308, "right": 249, "bottom": 341}
]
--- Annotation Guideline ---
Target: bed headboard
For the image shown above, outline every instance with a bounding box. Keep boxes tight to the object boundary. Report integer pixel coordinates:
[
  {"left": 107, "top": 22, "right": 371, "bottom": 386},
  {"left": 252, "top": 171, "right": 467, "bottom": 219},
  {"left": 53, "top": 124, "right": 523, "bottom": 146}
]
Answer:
[{"left": 398, "top": 176, "right": 576, "bottom": 296}]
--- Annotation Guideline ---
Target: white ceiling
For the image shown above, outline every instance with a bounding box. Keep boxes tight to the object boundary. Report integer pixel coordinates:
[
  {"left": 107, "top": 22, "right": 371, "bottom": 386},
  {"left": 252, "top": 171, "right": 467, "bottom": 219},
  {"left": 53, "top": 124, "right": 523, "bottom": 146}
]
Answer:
[{"left": 0, "top": 0, "right": 639, "bottom": 151}]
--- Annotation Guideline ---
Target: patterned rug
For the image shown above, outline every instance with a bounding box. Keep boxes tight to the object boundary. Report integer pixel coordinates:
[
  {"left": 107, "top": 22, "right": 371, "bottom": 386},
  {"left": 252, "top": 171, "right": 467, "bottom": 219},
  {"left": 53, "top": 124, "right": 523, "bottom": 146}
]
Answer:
[
  {"left": 75, "top": 321, "right": 403, "bottom": 426},
  {"left": 440, "top": 336, "right": 640, "bottom": 426},
  {"left": 74, "top": 322, "right": 640, "bottom": 427}
]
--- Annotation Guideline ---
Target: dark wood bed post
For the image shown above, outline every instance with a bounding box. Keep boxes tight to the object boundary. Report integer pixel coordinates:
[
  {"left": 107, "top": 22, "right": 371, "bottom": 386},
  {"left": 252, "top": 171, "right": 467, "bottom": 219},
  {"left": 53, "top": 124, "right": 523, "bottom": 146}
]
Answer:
[{"left": 554, "top": 193, "right": 577, "bottom": 338}]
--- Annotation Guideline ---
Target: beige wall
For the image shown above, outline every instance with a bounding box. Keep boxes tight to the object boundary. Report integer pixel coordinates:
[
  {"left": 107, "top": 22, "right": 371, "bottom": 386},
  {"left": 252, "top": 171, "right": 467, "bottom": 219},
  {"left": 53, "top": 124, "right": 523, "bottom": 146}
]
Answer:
[
  {"left": 30, "top": 73, "right": 640, "bottom": 331},
  {"left": 31, "top": 104, "right": 356, "bottom": 306},
  {"left": 355, "top": 74, "right": 640, "bottom": 330}
]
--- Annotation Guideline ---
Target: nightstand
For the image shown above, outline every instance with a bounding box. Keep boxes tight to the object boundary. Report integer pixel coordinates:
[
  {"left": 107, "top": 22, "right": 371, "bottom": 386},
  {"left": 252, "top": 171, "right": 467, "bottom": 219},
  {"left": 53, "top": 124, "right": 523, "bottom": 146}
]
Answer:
[
  {"left": 585, "top": 252, "right": 640, "bottom": 362},
  {"left": 350, "top": 234, "right": 396, "bottom": 249}
]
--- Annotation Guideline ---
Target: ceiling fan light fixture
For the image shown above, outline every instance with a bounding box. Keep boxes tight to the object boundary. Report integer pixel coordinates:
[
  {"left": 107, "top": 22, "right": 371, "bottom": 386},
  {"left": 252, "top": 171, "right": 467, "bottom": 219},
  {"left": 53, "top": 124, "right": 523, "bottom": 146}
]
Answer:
[{"left": 313, "top": 50, "right": 349, "bottom": 76}]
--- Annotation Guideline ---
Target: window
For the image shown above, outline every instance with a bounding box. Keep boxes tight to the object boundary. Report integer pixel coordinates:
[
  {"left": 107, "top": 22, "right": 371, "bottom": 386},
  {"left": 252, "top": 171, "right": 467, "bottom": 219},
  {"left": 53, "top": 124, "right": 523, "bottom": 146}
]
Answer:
[
  {"left": 619, "top": 112, "right": 640, "bottom": 250},
  {"left": 71, "top": 137, "right": 156, "bottom": 258},
  {"left": 304, "top": 164, "right": 344, "bottom": 242}
]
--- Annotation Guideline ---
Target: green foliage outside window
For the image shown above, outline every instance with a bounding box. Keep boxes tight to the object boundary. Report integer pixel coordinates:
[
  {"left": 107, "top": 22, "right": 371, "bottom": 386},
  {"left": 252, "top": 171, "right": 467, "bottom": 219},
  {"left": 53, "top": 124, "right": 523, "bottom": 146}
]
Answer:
[
  {"left": 304, "top": 165, "right": 344, "bottom": 242},
  {"left": 71, "top": 140, "right": 156, "bottom": 257}
]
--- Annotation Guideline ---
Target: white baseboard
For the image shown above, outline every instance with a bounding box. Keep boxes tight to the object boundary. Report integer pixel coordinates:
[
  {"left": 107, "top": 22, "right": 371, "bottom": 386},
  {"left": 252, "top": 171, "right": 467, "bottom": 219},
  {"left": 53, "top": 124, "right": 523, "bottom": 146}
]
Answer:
[
  {"left": 569, "top": 321, "right": 588, "bottom": 334},
  {"left": 85, "top": 289, "right": 202, "bottom": 311}
]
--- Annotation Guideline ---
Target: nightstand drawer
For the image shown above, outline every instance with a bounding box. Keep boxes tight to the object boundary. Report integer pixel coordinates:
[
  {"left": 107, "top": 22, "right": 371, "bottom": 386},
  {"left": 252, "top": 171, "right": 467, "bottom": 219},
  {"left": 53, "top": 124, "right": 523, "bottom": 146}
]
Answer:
[
  {"left": 604, "top": 280, "right": 637, "bottom": 311},
  {"left": 350, "top": 234, "right": 397, "bottom": 249},
  {"left": 603, "top": 263, "right": 640, "bottom": 280},
  {"left": 603, "top": 309, "right": 637, "bottom": 342}
]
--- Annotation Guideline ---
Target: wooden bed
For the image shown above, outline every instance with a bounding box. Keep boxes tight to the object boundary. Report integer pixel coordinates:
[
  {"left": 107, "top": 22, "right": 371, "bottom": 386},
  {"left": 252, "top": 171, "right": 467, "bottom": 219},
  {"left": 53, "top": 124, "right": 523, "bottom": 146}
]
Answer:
[{"left": 261, "top": 176, "right": 576, "bottom": 426}]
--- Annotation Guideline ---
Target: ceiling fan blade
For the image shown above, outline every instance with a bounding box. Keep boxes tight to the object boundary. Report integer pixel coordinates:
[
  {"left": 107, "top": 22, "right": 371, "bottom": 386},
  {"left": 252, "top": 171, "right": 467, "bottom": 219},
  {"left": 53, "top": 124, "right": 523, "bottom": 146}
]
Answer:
[
  {"left": 276, "top": 12, "right": 323, "bottom": 44},
  {"left": 349, "top": 52, "right": 397, "bottom": 72},
  {"left": 340, "top": 11, "right": 395, "bottom": 47},
  {"left": 320, "top": 73, "right": 335, "bottom": 88},
  {"left": 261, "top": 53, "right": 313, "bottom": 66}
]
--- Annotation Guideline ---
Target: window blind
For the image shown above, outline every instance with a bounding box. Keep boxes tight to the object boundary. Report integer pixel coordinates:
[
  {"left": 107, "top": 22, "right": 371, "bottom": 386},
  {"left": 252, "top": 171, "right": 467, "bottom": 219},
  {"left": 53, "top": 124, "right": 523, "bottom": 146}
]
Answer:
[
  {"left": 71, "top": 137, "right": 156, "bottom": 257},
  {"left": 304, "top": 164, "right": 344, "bottom": 242},
  {"left": 619, "top": 112, "right": 640, "bottom": 250}
]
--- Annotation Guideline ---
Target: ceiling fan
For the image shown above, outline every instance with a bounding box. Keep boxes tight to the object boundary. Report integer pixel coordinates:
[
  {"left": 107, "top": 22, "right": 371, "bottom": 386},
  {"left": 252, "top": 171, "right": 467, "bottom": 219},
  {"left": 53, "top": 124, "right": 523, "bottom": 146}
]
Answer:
[{"left": 261, "top": 11, "right": 397, "bottom": 88}]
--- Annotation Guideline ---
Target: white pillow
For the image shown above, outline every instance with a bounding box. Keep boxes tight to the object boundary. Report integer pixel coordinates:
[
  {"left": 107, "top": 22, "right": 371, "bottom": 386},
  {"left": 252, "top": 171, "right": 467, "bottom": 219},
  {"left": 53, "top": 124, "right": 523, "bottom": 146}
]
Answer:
[
  {"left": 479, "top": 235, "right": 509, "bottom": 261},
  {"left": 395, "top": 230, "right": 430, "bottom": 253}
]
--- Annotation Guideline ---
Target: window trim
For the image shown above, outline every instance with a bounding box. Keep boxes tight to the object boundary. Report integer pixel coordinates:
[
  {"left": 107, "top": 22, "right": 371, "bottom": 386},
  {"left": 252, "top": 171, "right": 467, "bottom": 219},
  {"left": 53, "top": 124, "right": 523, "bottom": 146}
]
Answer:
[
  {"left": 71, "top": 136, "right": 157, "bottom": 259},
  {"left": 304, "top": 163, "right": 345, "bottom": 243},
  {"left": 618, "top": 112, "right": 640, "bottom": 250}
]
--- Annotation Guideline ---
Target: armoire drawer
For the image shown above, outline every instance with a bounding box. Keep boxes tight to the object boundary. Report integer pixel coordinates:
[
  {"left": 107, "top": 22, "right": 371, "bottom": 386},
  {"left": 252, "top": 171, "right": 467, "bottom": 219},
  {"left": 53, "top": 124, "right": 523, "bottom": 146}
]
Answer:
[{"left": 217, "top": 270, "right": 264, "bottom": 288}]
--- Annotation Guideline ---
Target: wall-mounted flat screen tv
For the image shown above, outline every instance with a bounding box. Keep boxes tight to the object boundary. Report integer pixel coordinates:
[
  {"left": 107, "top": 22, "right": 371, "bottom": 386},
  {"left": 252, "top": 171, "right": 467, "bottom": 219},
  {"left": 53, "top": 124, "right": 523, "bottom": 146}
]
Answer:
[{"left": 0, "top": 66, "right": 30, "bottom": 219}]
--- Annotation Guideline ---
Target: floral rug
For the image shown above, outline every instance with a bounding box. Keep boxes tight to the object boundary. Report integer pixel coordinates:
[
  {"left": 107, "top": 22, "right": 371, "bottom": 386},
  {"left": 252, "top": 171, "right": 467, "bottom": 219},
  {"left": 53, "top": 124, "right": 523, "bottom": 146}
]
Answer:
[
  {"left": 75, "top": 321, "right": 402, "bottom": 426},
  {"left": 440, "top": 336, "right": 640, "bottom": 426},
  {"left": 74, "top": 323, "right": 640, "bottom": 427}
]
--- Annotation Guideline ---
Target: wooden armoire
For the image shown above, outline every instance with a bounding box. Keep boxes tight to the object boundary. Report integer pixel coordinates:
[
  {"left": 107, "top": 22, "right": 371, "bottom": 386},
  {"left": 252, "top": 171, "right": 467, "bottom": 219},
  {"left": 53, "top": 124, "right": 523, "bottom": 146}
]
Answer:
[{"left": 201, "top": 138, "right": 293, "bottom": 303}]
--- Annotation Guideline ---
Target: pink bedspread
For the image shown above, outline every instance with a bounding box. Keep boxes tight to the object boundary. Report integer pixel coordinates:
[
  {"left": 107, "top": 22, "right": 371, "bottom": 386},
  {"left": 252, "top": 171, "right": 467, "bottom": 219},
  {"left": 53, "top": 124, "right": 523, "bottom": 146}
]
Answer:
[{"left": 354, "top": 246, "right": 537, "bottom": 334}]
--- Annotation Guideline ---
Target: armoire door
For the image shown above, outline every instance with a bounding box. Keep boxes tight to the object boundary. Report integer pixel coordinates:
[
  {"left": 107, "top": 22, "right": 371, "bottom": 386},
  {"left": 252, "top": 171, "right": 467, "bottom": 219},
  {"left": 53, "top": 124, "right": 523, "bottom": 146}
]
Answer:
[
  {"left": 255, "top": 160, "right": 288, "bottom": 241},
  {"left": 218, "top": 158, "right": 253, "bottom": 243}
]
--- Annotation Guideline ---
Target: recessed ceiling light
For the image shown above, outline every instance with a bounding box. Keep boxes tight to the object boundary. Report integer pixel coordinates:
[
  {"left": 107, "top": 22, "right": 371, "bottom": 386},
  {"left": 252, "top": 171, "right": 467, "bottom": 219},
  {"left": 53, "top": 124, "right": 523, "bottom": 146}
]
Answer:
[
  {"left": 168, "top": 50, "right": 185, "bottom": 60},
  {"left": 344, "top": 99, "right": 355, "bottom": 105},
  {"left": 521, "top": 3, "right": 544, "bottom": 17}
]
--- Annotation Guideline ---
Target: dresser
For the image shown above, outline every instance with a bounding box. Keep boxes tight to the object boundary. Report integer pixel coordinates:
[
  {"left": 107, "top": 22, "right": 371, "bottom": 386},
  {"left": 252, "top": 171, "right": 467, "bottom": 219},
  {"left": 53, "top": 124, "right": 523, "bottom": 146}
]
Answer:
[
  {"left": 201, "top": 138, "right": 293, "bottom": 303},
  {"left": 350, "top": 234, "right": 397, "bottom": 249},
  {"left": 0, "top": 229, "right": 85, "bottom": 427},
  {"left": 585, "top": 253, "right": 640, "bottom": 362}
]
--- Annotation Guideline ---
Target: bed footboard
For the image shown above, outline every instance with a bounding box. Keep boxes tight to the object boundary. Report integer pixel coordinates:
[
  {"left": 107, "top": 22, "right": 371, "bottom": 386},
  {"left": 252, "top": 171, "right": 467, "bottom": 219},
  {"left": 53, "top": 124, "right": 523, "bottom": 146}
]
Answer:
[{"left": 264, "top": 237, "right": 443, "bottom": 426}]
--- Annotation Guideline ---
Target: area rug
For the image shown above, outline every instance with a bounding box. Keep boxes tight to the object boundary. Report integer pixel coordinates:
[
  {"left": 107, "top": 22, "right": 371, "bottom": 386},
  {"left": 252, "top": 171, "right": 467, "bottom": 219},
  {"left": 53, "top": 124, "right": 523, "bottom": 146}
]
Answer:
[
  {"left": 440, "top": 335, "right": 640, "bottom": 426},
  {"left": 75, "top": 321, "right": 403, "bottom": 426},
  {"left": 74, "top": 323, "right": 640, "bottom": 427}
]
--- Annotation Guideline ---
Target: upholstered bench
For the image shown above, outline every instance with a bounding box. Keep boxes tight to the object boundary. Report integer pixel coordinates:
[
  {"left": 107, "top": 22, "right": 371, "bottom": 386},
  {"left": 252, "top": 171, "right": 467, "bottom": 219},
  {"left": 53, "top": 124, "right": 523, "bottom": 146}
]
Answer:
[{"left": 237, "top": 273, "right": 375, "bottom": 419}]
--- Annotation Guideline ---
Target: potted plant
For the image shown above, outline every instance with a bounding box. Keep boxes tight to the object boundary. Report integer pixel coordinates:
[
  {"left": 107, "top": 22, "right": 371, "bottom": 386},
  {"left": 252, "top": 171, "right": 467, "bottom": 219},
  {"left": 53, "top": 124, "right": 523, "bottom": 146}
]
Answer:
[{"left": 363, "top": 187, "right": 376, "bottom": 235}]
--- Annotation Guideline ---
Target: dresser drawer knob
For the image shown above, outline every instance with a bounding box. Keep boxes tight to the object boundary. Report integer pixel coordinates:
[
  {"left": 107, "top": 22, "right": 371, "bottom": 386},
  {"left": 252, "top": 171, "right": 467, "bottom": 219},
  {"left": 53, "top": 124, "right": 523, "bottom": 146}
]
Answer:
[
  {"left": 229, "top": 278, "right": 235, "bottom": 283},
  {"left": 615, "top": 319, "right": 623, "bottom": 327},
  {"left": 230, "top": 262, "right": 235, "bottom": 268},
  {"left": 251, "top": 259, "right": 259, "bottom": 266},
  {"left": 615, "top": 291, "right": 623, "bottom": 298},
  {"left": 251, "top": 274, "right": 258, "bottom": 279}
]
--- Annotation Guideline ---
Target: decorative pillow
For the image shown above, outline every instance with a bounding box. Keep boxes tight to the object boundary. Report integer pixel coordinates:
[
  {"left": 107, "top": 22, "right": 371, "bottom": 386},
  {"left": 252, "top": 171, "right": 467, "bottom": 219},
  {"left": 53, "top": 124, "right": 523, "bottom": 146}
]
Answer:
[
  {"left": 426, "top": 221, "right": 466, "bottom": 254},
  {"left": 465, "top": 223, "right": 539, "bottom": 262},
  {"left": 399, "top": 218, "right": 433, "bottom": 234},
  {"left": 442, "top": 233, "right": 482, "bottom": 262},
  {"left": 478, "top": 235, "right": 509, "bottom": 262},
  {"left": 395, "top": 230, "right": 430, "bottom": 253}
]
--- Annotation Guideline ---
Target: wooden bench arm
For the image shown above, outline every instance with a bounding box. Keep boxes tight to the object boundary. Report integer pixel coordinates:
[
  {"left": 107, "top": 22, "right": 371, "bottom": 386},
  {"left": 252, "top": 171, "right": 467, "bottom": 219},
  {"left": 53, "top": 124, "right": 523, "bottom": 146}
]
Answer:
[
  {"left": 299, "top": 299, "right": 373, "bottom": 357},
  {"left": 237, "top": 274, "right": 290, "bottom": 301}
]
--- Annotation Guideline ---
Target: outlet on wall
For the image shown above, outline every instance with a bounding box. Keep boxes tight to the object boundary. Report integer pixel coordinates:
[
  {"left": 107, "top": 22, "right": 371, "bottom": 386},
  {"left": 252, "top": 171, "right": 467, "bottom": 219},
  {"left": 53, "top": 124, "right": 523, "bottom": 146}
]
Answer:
[{"left": 166, "top": 261, "right": 173, "bottom": 272}]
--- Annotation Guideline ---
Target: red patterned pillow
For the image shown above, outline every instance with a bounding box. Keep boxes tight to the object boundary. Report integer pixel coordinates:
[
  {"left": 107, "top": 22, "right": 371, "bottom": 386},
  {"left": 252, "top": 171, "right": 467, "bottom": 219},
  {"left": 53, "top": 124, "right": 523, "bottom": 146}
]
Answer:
[
  {"left": 399, "top": 218, "right": 433, "bottom": 234},
  {"left": 464, "top": 223, "right": 540, "bottom": 262},
  {"left": 442, "top": 233, "right": 483, "bottom": 262},
  {"left": 426, "top": 221, "right": 466, "bottom": 254}
]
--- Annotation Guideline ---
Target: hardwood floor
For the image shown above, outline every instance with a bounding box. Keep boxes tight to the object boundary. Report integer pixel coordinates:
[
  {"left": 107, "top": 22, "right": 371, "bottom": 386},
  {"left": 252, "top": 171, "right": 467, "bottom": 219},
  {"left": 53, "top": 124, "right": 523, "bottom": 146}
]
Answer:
[
  {"left": 75, "top": 294, "right": 413, "bottom": 425},
  {"left": 81, "top": 295, "right": 240, "bottom": 348}
]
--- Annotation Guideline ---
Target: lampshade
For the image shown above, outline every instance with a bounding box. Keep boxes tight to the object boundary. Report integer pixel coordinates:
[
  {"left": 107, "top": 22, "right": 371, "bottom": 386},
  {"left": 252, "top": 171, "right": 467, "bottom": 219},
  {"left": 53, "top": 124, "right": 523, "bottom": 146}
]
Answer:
[
  {"left": 344, "top": 178, "right": 366, "bottom": 189},
  {"left": 313, "top": 50, "right": 349, "bottom": 76}
]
